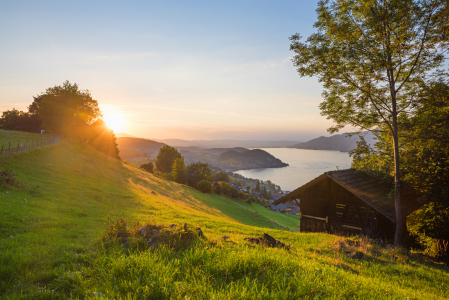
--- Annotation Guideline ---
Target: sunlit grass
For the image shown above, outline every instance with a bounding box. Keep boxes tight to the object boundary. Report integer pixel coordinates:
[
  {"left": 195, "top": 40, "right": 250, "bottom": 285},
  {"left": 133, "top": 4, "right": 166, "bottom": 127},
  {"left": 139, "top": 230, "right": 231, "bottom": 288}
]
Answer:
[{"left": 0, "top": 139, "right": 448, "bottom": 299}]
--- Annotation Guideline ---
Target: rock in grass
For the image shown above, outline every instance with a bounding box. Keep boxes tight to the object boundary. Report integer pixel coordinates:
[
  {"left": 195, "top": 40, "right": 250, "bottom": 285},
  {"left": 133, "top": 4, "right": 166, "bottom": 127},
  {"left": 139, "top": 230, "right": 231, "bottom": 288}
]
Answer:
[
  {"left": 244, "top": 233, "right": 289, "bottom": 250},
  {"left": 138, "top": 226, "right": 146, "bottom": 236}
]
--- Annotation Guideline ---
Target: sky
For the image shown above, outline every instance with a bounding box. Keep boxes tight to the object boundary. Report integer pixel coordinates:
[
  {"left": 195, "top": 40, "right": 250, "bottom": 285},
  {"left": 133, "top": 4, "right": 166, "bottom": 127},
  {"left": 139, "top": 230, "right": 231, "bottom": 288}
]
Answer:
[{"left": 0, "top": 0, "right": 338, "bottom": 141}]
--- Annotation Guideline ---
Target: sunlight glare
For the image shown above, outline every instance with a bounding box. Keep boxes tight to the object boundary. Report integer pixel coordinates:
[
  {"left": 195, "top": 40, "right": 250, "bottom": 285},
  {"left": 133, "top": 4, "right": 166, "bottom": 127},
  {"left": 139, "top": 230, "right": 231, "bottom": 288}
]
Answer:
[{"left": 103, "top": 114, "right": 125, "bottom": 132}]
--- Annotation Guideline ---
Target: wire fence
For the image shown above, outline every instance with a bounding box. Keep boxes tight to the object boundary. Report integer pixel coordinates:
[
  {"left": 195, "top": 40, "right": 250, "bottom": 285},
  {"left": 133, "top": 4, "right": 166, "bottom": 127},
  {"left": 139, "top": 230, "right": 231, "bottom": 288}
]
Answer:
[{"left": 0, "top": 136, "right": 61, "bottom": 155}]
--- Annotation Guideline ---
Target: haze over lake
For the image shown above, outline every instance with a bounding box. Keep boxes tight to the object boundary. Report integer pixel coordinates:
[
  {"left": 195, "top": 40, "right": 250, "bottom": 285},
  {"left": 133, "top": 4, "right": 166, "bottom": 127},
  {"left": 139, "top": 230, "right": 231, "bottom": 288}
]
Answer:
[{"left": 235, "top": 148, "right": 352, "bottom": 192}]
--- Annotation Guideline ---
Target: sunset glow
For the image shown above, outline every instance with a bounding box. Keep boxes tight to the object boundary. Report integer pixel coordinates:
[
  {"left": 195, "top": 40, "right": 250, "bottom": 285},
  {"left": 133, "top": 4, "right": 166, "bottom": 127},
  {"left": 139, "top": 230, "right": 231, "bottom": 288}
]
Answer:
[{"left": 103, "top": 114, "right": 125, "bottom": 133}]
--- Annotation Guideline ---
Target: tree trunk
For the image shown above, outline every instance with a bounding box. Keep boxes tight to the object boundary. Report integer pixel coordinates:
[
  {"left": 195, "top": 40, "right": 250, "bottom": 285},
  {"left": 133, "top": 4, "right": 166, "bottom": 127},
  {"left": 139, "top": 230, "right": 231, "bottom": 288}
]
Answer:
[{"left": 392, "top": 109, "right": 403, "bottom": 246}]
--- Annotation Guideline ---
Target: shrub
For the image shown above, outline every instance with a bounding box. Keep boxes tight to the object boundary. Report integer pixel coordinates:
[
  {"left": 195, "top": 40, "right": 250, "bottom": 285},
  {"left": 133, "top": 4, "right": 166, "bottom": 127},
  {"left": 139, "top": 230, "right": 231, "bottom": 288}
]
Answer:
[
  {"left": 102, "top": 217, "right": 200, "bottom": 251},
  {"left": 140, "top": 162, "right": 154, "bottom": 173},
  {"left": 0, "top": 170, "right": 20, "bottom": 188},
  {"left": 212, "top": 182, "right": 221, "bottom": 194},
  {"left": 197, "top": 180, "right": 212, "bottom": 193}
]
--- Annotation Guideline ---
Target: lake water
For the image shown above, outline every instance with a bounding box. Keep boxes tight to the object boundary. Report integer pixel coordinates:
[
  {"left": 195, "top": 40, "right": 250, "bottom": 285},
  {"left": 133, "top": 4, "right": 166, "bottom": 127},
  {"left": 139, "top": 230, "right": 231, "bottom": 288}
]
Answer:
[{"left": 235, "top": 148, "right": 352, "bottom": 192}]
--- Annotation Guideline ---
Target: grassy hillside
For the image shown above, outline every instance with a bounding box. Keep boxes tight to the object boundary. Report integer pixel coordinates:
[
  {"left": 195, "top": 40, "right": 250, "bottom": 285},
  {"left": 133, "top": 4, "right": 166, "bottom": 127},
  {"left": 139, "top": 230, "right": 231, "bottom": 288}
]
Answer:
[{"left": 0, "top": 139, "right": 448, "bottom": 299}]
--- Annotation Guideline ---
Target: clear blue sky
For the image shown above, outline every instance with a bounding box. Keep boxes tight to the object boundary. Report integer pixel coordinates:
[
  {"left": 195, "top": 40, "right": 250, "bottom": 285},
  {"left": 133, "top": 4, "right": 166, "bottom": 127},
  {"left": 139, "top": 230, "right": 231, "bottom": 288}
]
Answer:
[{"left": 1, "top": 0, "right": 337, "bottom": 141}]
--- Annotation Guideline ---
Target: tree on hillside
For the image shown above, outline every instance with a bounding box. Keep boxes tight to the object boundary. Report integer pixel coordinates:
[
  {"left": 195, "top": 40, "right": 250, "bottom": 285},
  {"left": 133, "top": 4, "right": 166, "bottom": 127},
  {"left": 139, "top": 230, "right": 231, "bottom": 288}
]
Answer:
[
  {"left": 187, "top": 162, "right": 212, "bottom": 189},
  {"left": 155, "top": 146, "right": 181, "bottom": 174},
  {"left": 290, "top": 0, "right": 448, "bottom": 245},
  {"left": 212, "top": 171, "right": 230, "bottom": 183},
  {"left": 220, "top": 181, "right": 231, "bottom": 196},
  {"left": 1, "top": 108, "right": 41, "bottom": 132},
  {"left": 172, "top": 157, "right": 187, "bottom": 184},
  {"left": 30, "top": 81, "right": 101, "bottom": 136},
  {"left": 351, "top": 77, "right": 449, "bottom": 260},
  {"left": 255, "top": 180, "right": 260, "bottom": 192},
  {"left": 140, "top": 162, "right": 154, "bottom": 173},
  {"left": 87, "top": 119, "right": 120, "bottom": 158},
  {"left": 197, "top": 180, "right": 212, "bottom": 193}
]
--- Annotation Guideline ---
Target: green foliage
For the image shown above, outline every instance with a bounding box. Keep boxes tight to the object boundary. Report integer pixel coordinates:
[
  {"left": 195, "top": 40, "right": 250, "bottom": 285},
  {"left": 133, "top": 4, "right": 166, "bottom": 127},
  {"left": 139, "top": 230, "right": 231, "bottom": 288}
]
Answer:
[
  {"left": 255, "top": 180, "right": 260, "bottom": 192},
  {"left": 172, "top": 157, "right": 187, "bottom": 184},
  {"left": 350, "top": 78, "right": 449, "bottom": 259},
  {"left": 212, "top": 171, "right": 230, "bottom": 182},
  {"left": 32, "top": 81, "right": 101, "bottom": 136},
  {"left": 230, "top": 186, "right": 238, "bottom": 198},
  {"left": 155, "top": 145, "right": 181, "bottom": 174},
  {"left": 140, "top": 162, "right": 154, "bottom": 173},
  {"left": 219, "top": 181, "right": 231, "bottom": 196},
  {"left": 197, "top": 180, "right": 212, "bottom": 193},
  {"left": 187, "top": 162, "right": 211, "bottom": 188},
  {"left": 1, "top": 108, "right": 41, "bottom": 133},
  {"left": 212, "top": 182, "right": 221, "bottom": 194},
  {"left": 87, "top": 120, "right": 120, "bottom": 159},
  {"left": 238, "top": 191, "right": 248, "bottom": 201},
  {"left": 290, "top": 0, "right": 448, "bottom": 245}
]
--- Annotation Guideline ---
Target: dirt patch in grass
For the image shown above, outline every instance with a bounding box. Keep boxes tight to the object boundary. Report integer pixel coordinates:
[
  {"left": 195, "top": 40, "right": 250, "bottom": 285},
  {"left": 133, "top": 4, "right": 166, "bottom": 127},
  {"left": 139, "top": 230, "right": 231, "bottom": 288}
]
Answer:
[{"left": 102, "top": 217, "right": 204, "bottom": 251}]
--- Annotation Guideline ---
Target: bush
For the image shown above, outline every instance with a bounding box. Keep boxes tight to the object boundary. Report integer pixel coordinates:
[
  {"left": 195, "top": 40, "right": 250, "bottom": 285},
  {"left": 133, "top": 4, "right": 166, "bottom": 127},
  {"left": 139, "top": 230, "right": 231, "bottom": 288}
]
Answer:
[
  {"left": 140, "top": 162, "right": 154, "bottom": 173},
  {"left": 212, "top": 182, "right": 221, "bottom": 194},
  {"left": 0, "top": 170, "right": 20, "bottom": 188},
  {"left": 197, "top": 180, "right": 212, "bottom": 193},
  {"left": 219, "top": 181, "right": 231, "bottom": 196}
]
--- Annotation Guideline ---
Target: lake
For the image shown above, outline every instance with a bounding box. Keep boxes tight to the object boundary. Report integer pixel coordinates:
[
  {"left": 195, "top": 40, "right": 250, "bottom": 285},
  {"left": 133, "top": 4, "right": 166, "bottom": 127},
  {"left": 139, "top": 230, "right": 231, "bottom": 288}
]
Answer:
[{"left": 234, "top": 148, "right": 352, "bottom": 192}]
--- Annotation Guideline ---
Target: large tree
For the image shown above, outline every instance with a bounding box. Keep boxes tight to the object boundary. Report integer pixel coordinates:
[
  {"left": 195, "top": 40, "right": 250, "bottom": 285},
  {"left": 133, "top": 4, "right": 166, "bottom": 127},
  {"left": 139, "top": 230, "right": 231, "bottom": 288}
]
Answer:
[
  {"left": 172, "top": 157, "right": 187, "bottom": 184},
  {"left": 155, "top": 146, "right": 181, "bottom": 174},
  {"left": 350, "top": 77, "right": 449, "bottom": 259},
  {"left": 31, "top": 81, "right": 101, "bottom": 136},
  {"left": 290, "top": 0, "right": 448, "bottom": 245},
  {"left": 187, "top": 162, "right": 212, "bottom": 189}
]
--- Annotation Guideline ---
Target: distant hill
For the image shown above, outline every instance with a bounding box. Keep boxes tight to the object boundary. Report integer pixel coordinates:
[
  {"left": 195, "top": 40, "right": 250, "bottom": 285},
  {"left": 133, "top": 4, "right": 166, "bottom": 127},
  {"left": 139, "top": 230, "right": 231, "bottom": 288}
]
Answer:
[
  {"left": 217, "top": 148, "right": 288, "bottom": 170},
  {"left": 157, "top": 139, "right": 300, "bottom": 148},
  {"left": 115, "top": 132, "right": 135, "bottom": 138},
  {"left": 116, "top": 137, "right": 166, "bottom": 158},
  {"left": 290, "top": 132, "right": 375, "bottom": 152}
]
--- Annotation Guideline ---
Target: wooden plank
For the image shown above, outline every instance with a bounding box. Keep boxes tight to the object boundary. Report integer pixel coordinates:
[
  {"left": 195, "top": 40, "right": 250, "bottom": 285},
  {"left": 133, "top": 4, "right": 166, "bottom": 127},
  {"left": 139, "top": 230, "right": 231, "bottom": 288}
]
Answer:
[
  {"left": 342, "top": 225, "right": 362, "bottom": 230},
  {"left": 301, "top": 214, "right": 327, "bottom": 221}
]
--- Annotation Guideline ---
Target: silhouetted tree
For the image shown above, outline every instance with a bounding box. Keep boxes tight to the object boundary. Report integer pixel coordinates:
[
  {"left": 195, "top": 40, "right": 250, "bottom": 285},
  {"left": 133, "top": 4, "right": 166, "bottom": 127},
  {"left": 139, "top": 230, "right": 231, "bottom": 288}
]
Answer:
[
  {"left": 140, "top": 162, "right": 154, "bottom": 174},
  {"left": 155, "top": 146, "right": 181, "bottom": 174},
  {"left": 31, "top": 81, "right": 101, "bottom": 136}
]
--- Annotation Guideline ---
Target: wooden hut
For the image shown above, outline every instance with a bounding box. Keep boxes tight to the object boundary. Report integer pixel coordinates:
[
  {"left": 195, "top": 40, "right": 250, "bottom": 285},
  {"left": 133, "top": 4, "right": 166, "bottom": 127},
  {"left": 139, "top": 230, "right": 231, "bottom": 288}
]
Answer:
[{"left": 274, "top": 169, "right": 422, "bottom": 241}]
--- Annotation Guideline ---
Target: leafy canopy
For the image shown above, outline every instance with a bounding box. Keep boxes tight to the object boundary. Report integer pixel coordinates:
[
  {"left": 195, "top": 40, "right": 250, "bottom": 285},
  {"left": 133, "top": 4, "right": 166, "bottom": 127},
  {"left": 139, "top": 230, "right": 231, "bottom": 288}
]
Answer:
[
  {"left": 32, "top": 81, "right": 101, "bottom": 135},
  {"left": 155, "top": 146, "right": 181, "bottom": 174},
  {"left": 290, "top": 0, "right": 448, "bottom": 134}
]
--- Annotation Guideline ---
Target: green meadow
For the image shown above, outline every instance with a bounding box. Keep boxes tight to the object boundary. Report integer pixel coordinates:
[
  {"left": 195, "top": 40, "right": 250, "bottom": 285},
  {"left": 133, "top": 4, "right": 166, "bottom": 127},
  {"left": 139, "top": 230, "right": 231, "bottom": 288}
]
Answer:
[{"left": 0, "top": 130, "right": 448, "bottom": 299}]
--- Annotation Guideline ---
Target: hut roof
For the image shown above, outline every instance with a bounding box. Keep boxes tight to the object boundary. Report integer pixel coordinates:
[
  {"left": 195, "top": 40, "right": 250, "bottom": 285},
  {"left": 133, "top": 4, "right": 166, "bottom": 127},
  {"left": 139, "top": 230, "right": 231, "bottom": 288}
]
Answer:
[{"left": 274, "top": 169, "right": 422, "bottom": 223}]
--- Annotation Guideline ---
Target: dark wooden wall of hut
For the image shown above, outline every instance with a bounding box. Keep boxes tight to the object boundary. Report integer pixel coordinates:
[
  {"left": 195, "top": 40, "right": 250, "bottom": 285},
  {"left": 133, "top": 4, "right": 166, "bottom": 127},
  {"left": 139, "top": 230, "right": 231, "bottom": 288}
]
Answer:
[{"left": 298, "top": 177, "right": 395, "bottom": 240}]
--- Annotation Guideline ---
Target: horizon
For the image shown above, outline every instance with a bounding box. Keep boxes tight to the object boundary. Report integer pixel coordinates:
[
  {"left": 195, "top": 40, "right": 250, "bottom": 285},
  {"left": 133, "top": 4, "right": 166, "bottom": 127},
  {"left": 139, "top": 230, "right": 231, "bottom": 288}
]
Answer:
[{"left": 0, "top": 0, "right": 351, "bottom": 141}]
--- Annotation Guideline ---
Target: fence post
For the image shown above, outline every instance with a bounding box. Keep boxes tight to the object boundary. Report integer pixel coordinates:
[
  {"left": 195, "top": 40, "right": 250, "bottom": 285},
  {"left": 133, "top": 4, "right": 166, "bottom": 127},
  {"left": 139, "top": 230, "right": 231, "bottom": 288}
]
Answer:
[
  {"left": 40, "top": 138, "right": 42, "bottom": 147},
  {"left": 9, "top": 141, "right": 11, "bottom": 154},
  {"left": 1, "top": 146, "right": 3, "bottom": 155}
]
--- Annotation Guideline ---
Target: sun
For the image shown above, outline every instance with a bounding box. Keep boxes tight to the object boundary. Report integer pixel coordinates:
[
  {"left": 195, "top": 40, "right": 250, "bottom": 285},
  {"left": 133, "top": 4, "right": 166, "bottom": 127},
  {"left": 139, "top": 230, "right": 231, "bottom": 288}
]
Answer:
[{"left": 103, "top": 114, "right": 125, "bottom": 132}]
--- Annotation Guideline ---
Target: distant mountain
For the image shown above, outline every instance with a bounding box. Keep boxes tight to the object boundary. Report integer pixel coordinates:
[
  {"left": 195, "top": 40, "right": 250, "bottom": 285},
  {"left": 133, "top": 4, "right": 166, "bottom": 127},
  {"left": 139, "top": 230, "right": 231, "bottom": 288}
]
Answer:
[
  {"left": 157, "top": 139, "right": 300, "bottom": 148},
  {"left": 116, "top": 137, "right": 166, "bottom": 158},
  {"left": 290, "top": 132, "right": 375, "bottom": 152},
  {"left": 115, "top": 132, "right": 135, "bottom": 138},
  {"left": 217, "top": 148, "right": 288, "bottom": 170}
]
